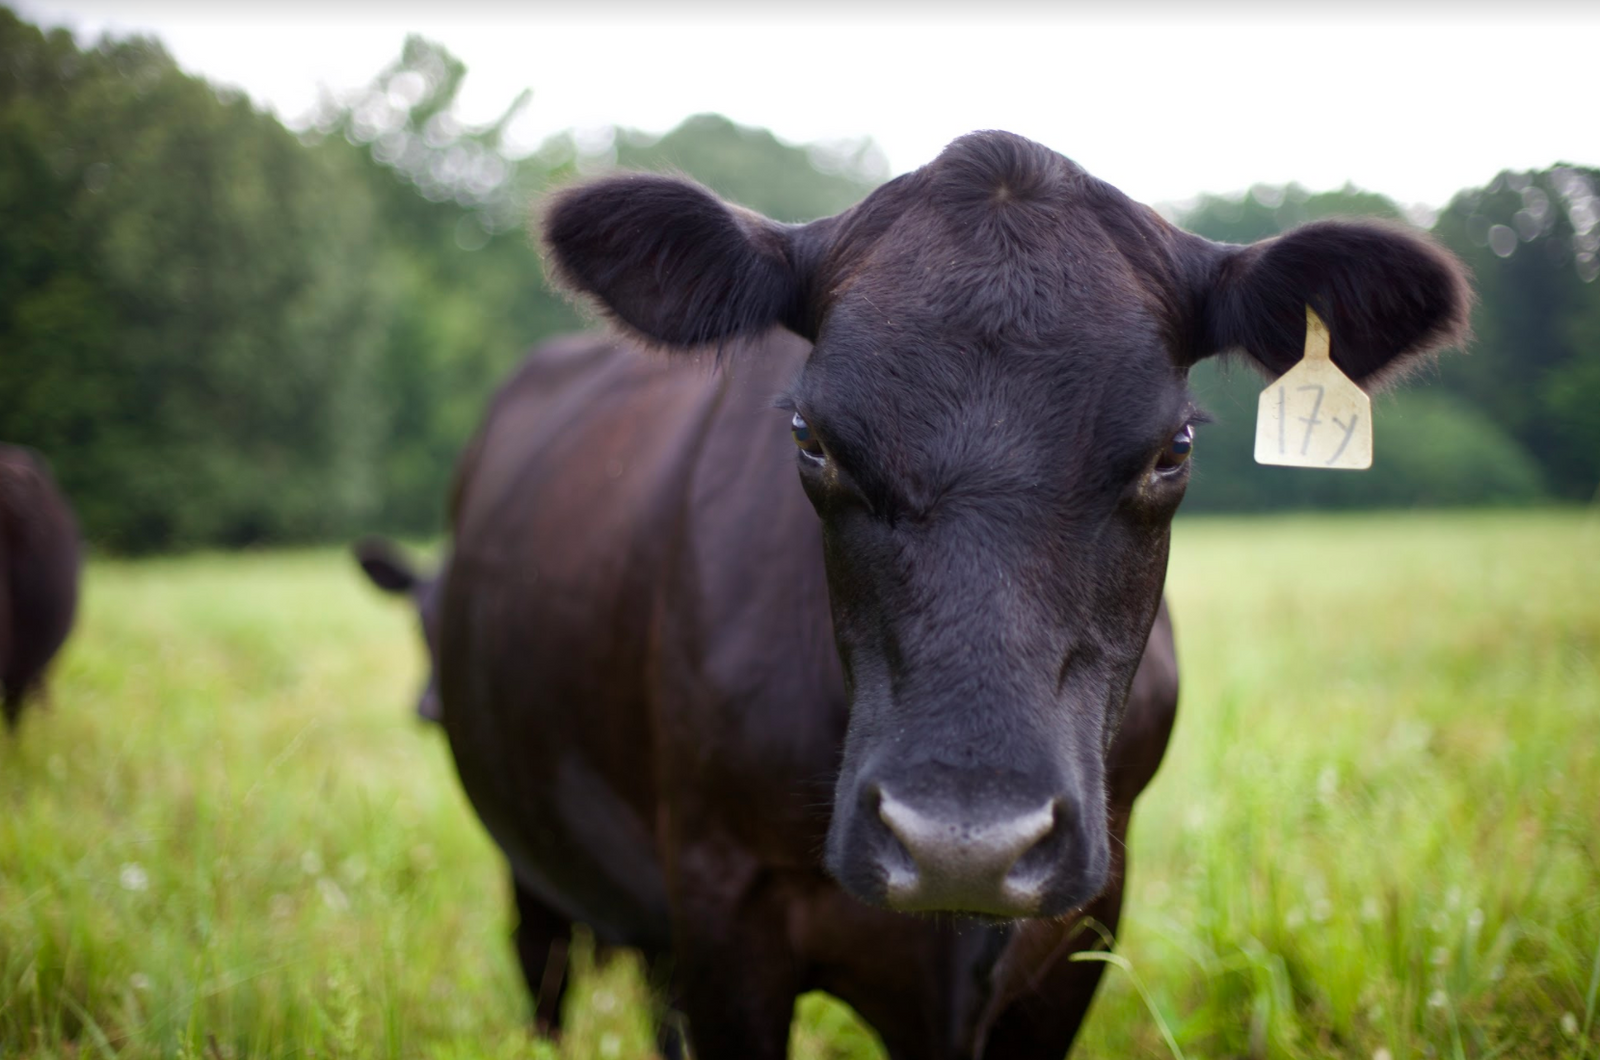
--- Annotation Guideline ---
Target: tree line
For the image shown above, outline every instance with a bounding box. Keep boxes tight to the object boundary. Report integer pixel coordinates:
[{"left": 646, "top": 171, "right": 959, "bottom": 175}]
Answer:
[{"left": 1, "top": 9, "right": 1594, "bottom": 552}]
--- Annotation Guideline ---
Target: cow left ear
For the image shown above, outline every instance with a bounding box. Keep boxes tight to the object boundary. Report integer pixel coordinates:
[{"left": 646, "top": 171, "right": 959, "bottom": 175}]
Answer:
[
  {"left": 544, "top": 173, "right": 825, "bottom": 350},
  {"left": 1193, "top": 220, "right": 1473, "bottom": 387}
]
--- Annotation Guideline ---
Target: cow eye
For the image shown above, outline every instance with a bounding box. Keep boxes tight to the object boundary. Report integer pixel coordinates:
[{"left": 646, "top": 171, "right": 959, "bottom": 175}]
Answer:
[
  {"left": 791, "top": 412, "right": 825, "bottom": 461},
  {"left": 1155, "top": 424, "right": 1194, "bottom": 474}
]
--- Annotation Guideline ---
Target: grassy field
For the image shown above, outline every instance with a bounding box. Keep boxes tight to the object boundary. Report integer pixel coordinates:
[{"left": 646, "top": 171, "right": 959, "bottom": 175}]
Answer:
[{"left": 2, "top": 510, "right": 1597, "bottom": 1059}]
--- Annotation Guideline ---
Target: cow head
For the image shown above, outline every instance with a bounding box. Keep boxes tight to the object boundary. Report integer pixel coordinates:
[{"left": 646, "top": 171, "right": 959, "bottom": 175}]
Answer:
[
  {"left": 544, "top": 132, "right": 1469, "bottom": 918},
  {"left": 354, "top": 536, "right": 444, "bottom": 724}
]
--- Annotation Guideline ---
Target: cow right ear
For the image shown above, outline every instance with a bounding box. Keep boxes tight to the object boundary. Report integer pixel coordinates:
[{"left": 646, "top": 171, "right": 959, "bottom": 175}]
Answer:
[
  {"left": 543, "top": 174, "right": 816, "bottom": 350},
  {"left": 1189, "top": 220, "right": 1472, "bottom": 388}
]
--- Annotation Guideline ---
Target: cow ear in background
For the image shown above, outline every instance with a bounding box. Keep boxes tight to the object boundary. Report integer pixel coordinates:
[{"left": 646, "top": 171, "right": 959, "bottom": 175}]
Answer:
[
  {"left": 543, "top": 174, "right": 816, "bottom": 350},
  {"left": 1195, "top": 220, "right": 1473, "bottom": 388},
  {"left": 354, "top": 536, "right": 418, "bottom": 595}
]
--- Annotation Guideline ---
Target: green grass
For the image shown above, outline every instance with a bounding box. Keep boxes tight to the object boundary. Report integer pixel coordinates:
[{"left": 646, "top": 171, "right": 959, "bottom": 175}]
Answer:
[{"left": 2, "top": 510, "right": 1597, "bottom": 1058}]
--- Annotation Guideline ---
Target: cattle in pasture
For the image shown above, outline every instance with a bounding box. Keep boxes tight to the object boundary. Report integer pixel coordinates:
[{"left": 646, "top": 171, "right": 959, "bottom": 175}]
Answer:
[
  {"left": 1, "top": 444, "right": 81, "bottom": 731},
  {"left": 437, "top": 131, "right": 1469, "bottom": 1058},
  {"left": 353, "top": 536, "right": 444, "bottom": 724}
]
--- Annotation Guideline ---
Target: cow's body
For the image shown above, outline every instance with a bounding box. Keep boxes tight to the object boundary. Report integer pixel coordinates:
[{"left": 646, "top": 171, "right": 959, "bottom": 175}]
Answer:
[
  {"left": 441, "top": 333, "right": 1177, "bottom": 1056},
  {"left": 442, "top": 131, "right": 1469, "bottom": 1056},
  {"left": 0, "top": 444, "right": 80, "bottom": 730}
]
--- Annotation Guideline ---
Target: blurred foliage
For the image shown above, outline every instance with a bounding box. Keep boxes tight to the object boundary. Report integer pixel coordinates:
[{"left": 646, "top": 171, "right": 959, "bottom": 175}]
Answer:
[
  {"left": 615, "top": 112, "right": 887, "bottom": 223},
  {"left": 1178, "top": 182, "right": 1407, "bottom": 244},
  {"left": 299, "top": 44, "right": 882, "bottom": 536},
  {"left": 1431, "top": 166, "right": 1600, "bottom": 501},
  {"left": 1, "top": 7, "right": 1595, "bottom": 551},
  {"left": 0, "top": 10, "right": 387, "bottom": 550},
  {"left": 302, "top": 37, "right": 581, "bottom": 536},
  {"left": 0, "top": 17, "right": 880, "bottom": 551}
]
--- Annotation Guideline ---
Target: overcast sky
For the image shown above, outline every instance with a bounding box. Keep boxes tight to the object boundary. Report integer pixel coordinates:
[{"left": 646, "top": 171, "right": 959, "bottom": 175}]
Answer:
[{"left": 15, "top": 1, "right": 1600, "bottom": 211}]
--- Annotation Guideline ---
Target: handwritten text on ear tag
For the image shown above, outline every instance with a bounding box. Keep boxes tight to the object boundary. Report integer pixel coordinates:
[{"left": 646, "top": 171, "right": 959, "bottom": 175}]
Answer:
[{"left": 1254, "top": 306, "right": 1373, "bottom": 470}]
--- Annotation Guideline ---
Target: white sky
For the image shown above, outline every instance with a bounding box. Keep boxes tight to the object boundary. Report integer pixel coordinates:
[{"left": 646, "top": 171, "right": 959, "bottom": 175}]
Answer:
[{"left": 15, "top": 0, "right": 1600, "bottom": 211}]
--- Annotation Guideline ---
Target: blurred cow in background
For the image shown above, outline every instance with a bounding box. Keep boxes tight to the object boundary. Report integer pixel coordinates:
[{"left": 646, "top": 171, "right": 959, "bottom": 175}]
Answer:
[
  {"left": 1, "top": 444, "right": 81, "bottom": 731},
  {"left": 352, "top": 536, "right": 445, "bottom": 725}
]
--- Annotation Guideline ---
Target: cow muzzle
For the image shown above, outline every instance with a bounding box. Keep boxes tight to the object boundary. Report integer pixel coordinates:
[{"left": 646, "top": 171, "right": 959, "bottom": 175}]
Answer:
[{"left": 828, "top": 776, "right": 1108, "bottom": 919}]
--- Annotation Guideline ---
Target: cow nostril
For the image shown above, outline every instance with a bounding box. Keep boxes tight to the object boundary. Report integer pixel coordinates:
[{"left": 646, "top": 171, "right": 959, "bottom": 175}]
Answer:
[
  {"left": 878, "top": 793, "right": 1057, "bottom": 866},
  {"left": 1004, "top": 798, "right": 1069, "bottom": 892},
  {"left": 865, "top": 785, "right": 920, "bottom": 898},
  {"left": 875, "top": 790, "right": 920, "bottom": 852}
]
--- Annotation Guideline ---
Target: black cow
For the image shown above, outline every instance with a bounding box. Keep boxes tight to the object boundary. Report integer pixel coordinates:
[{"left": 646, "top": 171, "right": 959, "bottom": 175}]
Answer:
[
  {"left": 438, "top": 132, "right": 1468, "bottom": 1057},
  {"left": 1, "top": 444, "right": 81, "bottom": 731},
  {"left": 353, "top": 536, "right": 444, "bottom": 724}
]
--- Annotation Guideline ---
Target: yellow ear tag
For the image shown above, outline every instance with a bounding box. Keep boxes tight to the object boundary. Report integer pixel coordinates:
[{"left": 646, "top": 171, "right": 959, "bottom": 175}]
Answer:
[{"left": 1253, "top": 306, "right": 1372, "bottom": 470}]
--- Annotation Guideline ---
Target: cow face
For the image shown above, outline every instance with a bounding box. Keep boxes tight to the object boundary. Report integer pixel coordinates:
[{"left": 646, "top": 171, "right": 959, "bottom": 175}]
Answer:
[{"left": 545, "top": 132, "right": 1469, "bottom": 918}]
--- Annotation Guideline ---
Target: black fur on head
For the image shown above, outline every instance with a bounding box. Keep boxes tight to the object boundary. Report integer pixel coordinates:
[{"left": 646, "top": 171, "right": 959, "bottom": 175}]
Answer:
[
  {"left": 534, "top": 130, "right": 1474, "bottom": 924},
  {"left": 543, "top": 143, "right": 1471, "bottom": 394}
]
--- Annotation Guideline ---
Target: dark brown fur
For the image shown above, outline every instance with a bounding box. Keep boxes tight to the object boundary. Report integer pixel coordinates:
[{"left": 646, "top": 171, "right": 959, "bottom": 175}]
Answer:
[
  {"left": 1, "top": 445, "right": 81, "bottom": 731},
  {"left": 439, "top": 335, "right": 1179, "bottom": 1056}
]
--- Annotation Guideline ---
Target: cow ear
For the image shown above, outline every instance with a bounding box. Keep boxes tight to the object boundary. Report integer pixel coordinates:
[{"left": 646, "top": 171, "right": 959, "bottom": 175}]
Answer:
[
  {"left": 544, "top": 173, "right": 815, "bottom": 349},
  {"left": 353, "top": 537, "right": 417, "bottom": 595},
  {"left": 1195, "top": 220, "right": 1472, "bottom": 387}
]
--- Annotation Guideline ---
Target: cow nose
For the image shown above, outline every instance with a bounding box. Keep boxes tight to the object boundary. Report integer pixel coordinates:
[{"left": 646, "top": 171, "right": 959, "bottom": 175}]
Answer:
[{"left": 875, "top": 788, "right": 1062, "bottom": 917}]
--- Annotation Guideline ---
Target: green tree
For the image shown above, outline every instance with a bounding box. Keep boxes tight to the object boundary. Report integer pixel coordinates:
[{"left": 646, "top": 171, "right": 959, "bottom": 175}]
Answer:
[
  {"left": 612, "top": 113, "right": 886, "bottom": 222},
  {"left": 1432, "top": 166, "right": 1600, "bottom": 500},
  {"left": 0, "top": 13, "right": 894, "bottom": 550},
  {"left": 302, "top": 36, "right": 584, "bottom": 534},
  {"left": 306, "top": 48, "right": 889, "bottom": 536},
  {"left": 0, "top": 9, "right": 388, "bottom": 551},
  {"left": 1180, "top": 182, "right": 1406, "bottom": 245}
]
